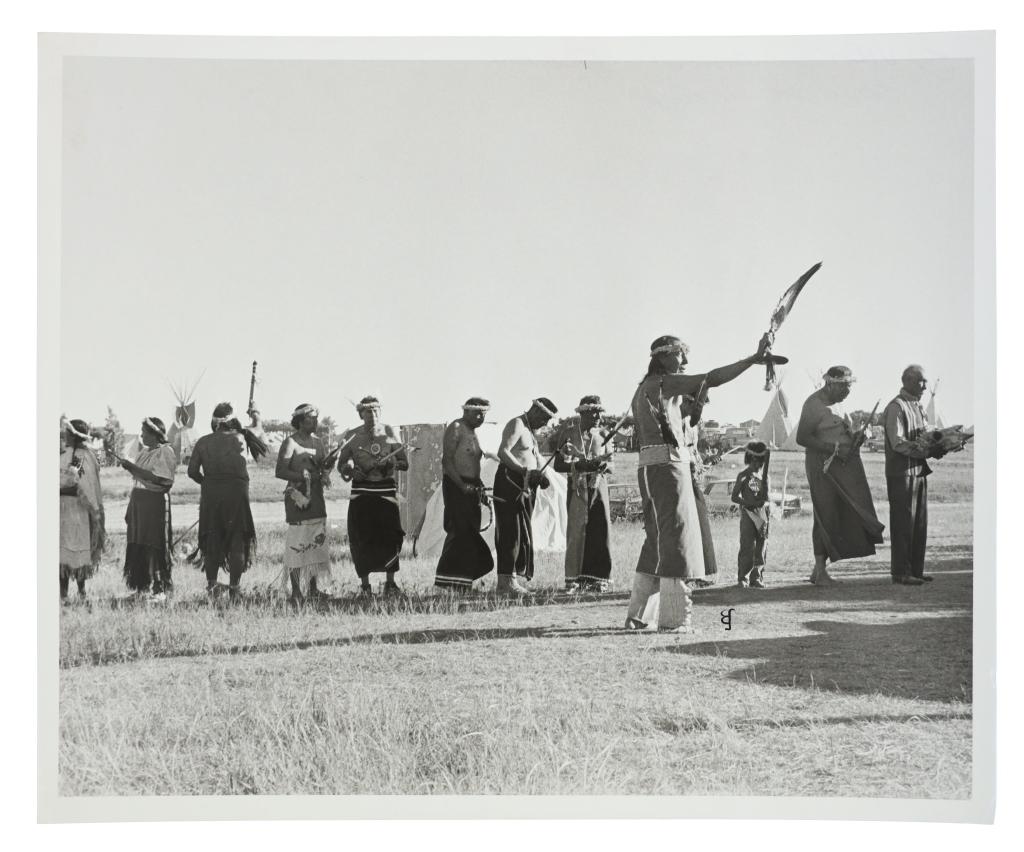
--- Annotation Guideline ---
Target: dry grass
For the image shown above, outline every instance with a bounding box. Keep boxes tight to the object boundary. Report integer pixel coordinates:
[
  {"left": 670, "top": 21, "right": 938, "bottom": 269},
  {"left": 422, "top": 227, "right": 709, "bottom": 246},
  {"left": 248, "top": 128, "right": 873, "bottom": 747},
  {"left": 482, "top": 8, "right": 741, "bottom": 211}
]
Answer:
[{"left": 58, "top": 496, "right": 973, "bottom": 798}]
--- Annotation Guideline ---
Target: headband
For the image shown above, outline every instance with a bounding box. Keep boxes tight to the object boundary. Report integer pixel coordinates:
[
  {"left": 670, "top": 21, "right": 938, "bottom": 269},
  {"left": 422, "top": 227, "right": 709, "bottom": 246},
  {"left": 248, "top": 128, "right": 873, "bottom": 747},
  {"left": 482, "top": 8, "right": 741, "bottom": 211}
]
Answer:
[
  {"left": 211, "top": 415, "right": 235, "bottom": 425},
  {"left": 66, "top": 422, "right": 91, "bottom": 441},
  {"left": 824, "top": 375, "right": 856, "bottom": 385},
  {"left": 575, "top": 403, "right": 604, "bottom": 413},
  {"left": 292, "top": 404, "right": 319, "bottom": 419},
  {"left": 650, "top": 342, "right": 690, "bottom": 356},
  {"left": 746, "top": 446, "right": 769, "bottom": 458},
  {"left": 463, "top": 403, "right": 490, "bottom": 412},
  {"left": 142, "top": 418, "right": 168, "bottom": 442},
  {"left": 532, "top": 399, "right": 557, "bottom": 419}
]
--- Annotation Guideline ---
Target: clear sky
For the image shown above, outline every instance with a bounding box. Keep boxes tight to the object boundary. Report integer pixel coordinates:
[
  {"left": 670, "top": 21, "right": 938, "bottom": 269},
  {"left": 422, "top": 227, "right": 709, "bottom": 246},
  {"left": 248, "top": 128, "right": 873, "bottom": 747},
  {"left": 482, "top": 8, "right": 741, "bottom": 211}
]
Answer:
[{"left": 60, "top": 57, "right": 974, "bottom": 437}]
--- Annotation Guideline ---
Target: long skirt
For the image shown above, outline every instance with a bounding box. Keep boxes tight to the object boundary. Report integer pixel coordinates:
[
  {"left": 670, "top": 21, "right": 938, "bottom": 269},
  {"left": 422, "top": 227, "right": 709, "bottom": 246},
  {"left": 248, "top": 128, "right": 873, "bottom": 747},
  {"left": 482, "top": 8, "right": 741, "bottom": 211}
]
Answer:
[
  {"left": 59, "top": 495, "right": 102, "bottom": 581},
  {"left": 347, "top": 484, "right": 404, "bottom": 577},
  {"left": 690, "top": 468, "right": 718, "bottom": 580},
  {"left": 194, "top": 478, "right": 256, "bottom": 575},
  {"left": 635, "top": 461, "right": 706, "bottom": 580},
  {"left": 564, "top": 479, "right": 612, "bottom": 585},
  {"left": 492, "top": 464, "right": 538, "bottom": 579},
  {"left": 280, "top": 517, "right": 334, "bottom": 595},
  {"left": 123, "top": 489, "right": 172, "bottom": 592},
  {"left": 435, "top": 477, "right": 494, "bottom": 589},
  {"left": 805, "top": 450, "right": 884, "bottom": 563}
]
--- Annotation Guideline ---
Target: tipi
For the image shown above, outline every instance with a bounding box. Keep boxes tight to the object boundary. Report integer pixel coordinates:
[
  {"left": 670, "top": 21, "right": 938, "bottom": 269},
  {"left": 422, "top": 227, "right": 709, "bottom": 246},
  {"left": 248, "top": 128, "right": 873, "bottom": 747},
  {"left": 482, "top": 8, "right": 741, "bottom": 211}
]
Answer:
[
  {"left": 755, "top": 384, "right": 801, "bottom": 451},
  {"left": 925, "top": 382, "right": 945, "bottom": 429},
  {"left": 167, "top": 374, "right": 203, "bottom": 464}
]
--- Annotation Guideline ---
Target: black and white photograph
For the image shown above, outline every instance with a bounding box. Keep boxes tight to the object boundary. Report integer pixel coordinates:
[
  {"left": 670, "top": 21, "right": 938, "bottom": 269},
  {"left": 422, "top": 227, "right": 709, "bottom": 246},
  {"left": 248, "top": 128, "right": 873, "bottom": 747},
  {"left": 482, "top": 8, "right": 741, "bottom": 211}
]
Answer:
[{"left": 37, "top": 30, "right": 996, "bottom": 823}]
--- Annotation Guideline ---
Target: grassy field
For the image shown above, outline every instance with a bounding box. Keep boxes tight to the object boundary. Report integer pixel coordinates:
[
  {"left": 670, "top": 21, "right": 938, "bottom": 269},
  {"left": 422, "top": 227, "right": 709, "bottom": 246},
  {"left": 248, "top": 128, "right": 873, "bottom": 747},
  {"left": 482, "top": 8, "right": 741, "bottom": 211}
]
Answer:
[{"left": 59, "top": 471, "right": 974, "bottom": 796}]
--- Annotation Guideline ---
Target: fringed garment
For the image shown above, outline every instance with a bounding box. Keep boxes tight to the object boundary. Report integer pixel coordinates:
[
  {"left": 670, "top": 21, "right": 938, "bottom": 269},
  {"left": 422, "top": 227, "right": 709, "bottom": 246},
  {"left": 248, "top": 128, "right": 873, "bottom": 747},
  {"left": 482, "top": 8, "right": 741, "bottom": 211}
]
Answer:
[
  {"left": 188, "top": 431, "right": 257, "bottom": 575},
  {"left": 123, "top": 444, "right": 176, "bottom": 593}
]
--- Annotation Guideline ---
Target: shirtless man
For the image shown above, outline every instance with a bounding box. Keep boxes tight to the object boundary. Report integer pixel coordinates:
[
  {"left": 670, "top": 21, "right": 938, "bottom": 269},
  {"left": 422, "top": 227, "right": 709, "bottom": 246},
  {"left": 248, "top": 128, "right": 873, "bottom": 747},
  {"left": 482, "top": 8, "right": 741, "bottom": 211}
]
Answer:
[
  {"left": 493, "top": 397, "right": 558, "bottom": 595},
  {"left": 434, "top": 397, "right": 496, "bottom": 591}
]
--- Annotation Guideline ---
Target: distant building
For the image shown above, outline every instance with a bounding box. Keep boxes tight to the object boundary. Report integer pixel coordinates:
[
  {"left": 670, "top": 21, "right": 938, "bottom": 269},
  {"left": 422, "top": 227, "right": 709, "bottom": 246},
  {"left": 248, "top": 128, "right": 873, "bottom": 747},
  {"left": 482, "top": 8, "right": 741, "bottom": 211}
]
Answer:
[{"left": 740, "top": 419, "right": 760, "bottom": 429}]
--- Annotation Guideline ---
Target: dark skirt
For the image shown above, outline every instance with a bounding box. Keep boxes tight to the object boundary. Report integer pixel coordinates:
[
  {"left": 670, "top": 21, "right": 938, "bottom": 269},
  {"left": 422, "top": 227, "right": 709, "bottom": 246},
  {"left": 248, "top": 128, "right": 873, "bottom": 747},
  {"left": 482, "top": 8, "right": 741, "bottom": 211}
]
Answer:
[
  {"left": 284, "top": 479, "right": 327, "bottom": 524},
  {"left": 123, "top": 488, "right": 172, "bottom": 592},
  {"left": 347, "top": 480, "right": 405, "bottom": 577},
  {"left": 195, "top": 477, "right": 256, "bottom": 574},
  {"left": 435, "top": 476, "right": 494, "bottom": 588},
  {"left": 564, "top": 481, "right": 612, "bottom": 583},
  {"left": 492, "top": 464, "right": 538, "bottom": 579},
  {"left": 806, "top": 450, "right": 885, "bottom": 562}
]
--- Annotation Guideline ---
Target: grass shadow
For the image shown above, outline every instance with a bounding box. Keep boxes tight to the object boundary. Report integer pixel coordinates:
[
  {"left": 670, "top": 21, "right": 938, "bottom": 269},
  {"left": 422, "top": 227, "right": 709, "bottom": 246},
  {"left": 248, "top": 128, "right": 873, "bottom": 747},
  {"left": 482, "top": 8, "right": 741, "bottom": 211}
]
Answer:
[
  {"left": 691, "top": 555, "right": 972, "bottom": 613},
  {"left": 663, "top": 616, "right": 972, "bottom": 703}
]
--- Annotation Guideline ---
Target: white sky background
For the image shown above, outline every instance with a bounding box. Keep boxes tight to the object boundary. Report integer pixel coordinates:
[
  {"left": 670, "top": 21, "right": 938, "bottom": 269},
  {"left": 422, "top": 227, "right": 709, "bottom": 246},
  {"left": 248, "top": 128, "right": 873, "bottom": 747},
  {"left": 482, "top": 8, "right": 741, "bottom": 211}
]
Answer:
[{"left": 60, "top": 57, "right": 974, "bottom": 436}]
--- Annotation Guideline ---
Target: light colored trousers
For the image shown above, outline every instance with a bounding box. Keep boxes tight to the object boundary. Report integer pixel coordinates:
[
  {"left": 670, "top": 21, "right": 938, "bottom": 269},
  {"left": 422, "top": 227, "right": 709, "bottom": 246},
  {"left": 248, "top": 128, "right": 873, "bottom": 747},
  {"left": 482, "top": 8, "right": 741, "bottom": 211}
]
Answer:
[{"left": 626, "top": 572, "right": 692, "bottom": 629}]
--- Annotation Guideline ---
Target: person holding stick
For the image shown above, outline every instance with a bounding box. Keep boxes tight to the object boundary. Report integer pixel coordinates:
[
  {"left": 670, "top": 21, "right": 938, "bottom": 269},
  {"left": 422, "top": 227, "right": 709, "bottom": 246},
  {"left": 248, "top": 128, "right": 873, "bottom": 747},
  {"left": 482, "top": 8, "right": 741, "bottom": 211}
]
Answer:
[
  {"left": 121, "top": 417, "right": 176, "bottom": 601},
  {"left": 554, "top": 395, "right": 614, "bottom": 593},
  {"left": 434, "top": 397, "right": 496, "bottom": 592},
  {"left": 625, "top": 333, "right": 773, "bottom": 633},
  {"left": 336, "top": 396, "right": 409, "bottom": 598},
  {"left": 731, "top": 441, "right": 771, "bottom": 589},
  {"left": 494, "top": 398, "right": 558, "bottom": 596},
  {"left": 795, "top": 366, "right": 884, "bottom": 586}
]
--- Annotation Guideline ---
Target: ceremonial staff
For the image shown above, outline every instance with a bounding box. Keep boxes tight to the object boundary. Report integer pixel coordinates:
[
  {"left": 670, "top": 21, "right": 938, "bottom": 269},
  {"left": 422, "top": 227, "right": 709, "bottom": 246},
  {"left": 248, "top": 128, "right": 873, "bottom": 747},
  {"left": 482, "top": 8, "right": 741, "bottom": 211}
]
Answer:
[
  {"left": 761, "top": 262, "right": 822, "bottom": 390},
  {"left": 246, "top": 361, "right": 258, "bottom": 421}
]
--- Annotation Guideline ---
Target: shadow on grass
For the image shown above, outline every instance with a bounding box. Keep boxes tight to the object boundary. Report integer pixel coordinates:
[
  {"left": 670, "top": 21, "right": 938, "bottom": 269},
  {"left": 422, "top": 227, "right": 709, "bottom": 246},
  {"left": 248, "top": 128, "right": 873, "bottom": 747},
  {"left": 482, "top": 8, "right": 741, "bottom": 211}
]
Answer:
[
  {"left": 68, "top": 624, "right": 660, "bottom": 667},
  {"left": 652, "top": 710, "right": 972, "bottom": 734},
  {"left": 692, "top": 555, "right": 972, "bottom": 614},
  {"left": 662, "top": 616, "right": 972, "bottom": 703}
]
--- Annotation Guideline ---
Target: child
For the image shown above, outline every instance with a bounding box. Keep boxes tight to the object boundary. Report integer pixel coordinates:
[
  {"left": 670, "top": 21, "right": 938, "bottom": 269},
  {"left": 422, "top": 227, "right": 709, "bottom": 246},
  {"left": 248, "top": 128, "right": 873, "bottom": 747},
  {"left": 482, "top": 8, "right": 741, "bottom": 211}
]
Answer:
[{"left": 731, "top": 441, "right": 770, "bottom": 589}]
